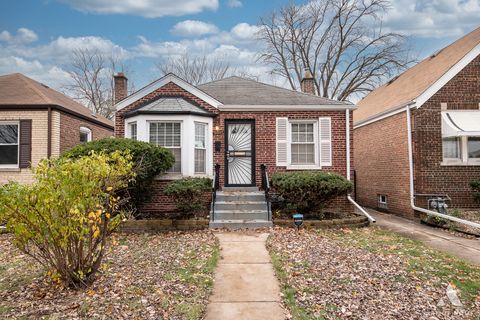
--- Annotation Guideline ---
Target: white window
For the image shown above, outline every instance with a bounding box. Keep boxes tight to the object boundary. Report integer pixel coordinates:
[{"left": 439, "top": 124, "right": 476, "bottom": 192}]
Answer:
[
  {"left": 468, "top": 137, "right": 480, "bottom": 160},
  {"left": 442, "top": 137, "right": 461, "bottom": 160},
  {"left": 129, "top": 122, "right": 137, "bottom": 140},
  {"left": 194, "top": 122, "right": 207, "bottom": 174},
  {"left": 150, "top": 122, "right": 182, "bottom": 173},
  {"left": 378, "top": 195, "right": 388, "bottom": 209},
  {"left": 276, "top": 117, "right": 331, "bottom": 169},
  {"left": 80, "top": 127, "right": 92, "bottom": 143},
  {"left": 290, "top": 122, "right": 316, "bottom": 165},
  {"left": 0, "top": 122, "right": 19, "bottom": 167}
]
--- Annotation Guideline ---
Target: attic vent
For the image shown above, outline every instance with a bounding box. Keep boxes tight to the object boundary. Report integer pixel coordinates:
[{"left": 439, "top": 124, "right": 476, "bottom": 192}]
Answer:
[
  {"left": 40, "top": 83, "right": 50, "bottom": 88},
  {"left": 387, "top": 76, "right": 399, "bottom": 85}
]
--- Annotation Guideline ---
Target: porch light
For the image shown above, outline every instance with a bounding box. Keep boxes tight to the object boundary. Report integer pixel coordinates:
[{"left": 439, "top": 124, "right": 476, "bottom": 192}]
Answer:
[
  {"left": 215, "top": 125, "right": 220, "bottom": 132},
  {"left": 293, "top": 213, "right": 304, "bottom": 229}
]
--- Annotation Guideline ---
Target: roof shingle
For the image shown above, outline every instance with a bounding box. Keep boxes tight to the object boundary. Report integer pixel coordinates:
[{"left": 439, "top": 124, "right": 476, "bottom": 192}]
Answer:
[{"left": 0, "top": 73, "right": 113, "bottom": 128}]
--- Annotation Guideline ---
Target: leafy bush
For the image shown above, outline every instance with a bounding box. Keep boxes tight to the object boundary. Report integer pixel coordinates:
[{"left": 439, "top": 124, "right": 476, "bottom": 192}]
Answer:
[
  {"left": 0, "top": 151, "right": 135, "bottom": 288},
  {"left": 164, "top": 177, "right": 212, "bottom": 217},
  {"left": 271, "top": 171, "right": 353, "bottom": 214},
  {"left": 63, "top": 138, "right": 174, "bottom": 215},
  {"left": 471, "top": 179, "right": 480, "bottom": 204}
]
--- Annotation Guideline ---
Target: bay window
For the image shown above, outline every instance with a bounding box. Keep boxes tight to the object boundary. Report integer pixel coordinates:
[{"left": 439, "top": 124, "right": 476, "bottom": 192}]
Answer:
[{"left": 0, "top": 122, "right": 19, "bottom": 167}]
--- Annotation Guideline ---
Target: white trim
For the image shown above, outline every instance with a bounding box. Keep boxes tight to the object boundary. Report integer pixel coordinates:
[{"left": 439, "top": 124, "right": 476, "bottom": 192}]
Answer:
[
  {"left": 416, "top": 43, "right": 480, "bottom": 108},
  {"left": 354, "top": 102, "right": 414, "bottom": 129},
  {"left": 0, "top": 120, "right": 20, "bottom": 169},
  {"left": 289, "top": 120, "right": 319, "bottom": 167},
  {"left": 354, "top": 43, "right": 480, "bottom": 129},
  {"left": 220, "top": 104, "right": 356, "bottom": 112},
  {"left": 80, "top": 126, "right": 92, "bottom": 142},
  {"left": 345, "top": 109, "right": 350, "bottom": 179},
  {"left": 125, "top": 114, "right": 213, "bottom": 177},
  {"left": 115, "top": 73, "right": 222, "bottom": 111}
]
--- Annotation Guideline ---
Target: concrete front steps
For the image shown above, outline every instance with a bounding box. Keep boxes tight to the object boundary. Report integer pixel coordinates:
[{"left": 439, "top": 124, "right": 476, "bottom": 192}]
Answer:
[{"left": 210, "top": 187, "right": 272, "bottom": 229}]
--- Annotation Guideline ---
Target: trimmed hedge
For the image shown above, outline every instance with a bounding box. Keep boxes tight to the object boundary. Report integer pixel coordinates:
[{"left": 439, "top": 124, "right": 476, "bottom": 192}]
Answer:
[
  {"left": 164, "top": 177, "right": 212, "bottom": 218},
  {"left": 271, "top": 171, "right": 353, "bottom": 215},
  {"left": 63, "top": 138, "right": 175, "bottom": 215}
]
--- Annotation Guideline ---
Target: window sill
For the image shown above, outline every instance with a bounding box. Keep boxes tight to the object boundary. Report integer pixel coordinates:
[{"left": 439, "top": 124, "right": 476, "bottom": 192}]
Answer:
[
  {"left": 155, "top": 173, "right": 213, "bottom": 180},
  {"left": 286, "top": 165, "right": 322, "bottom": 170},
  {"left": 0, "top": 167, "right": 21, "bottom": 172},
  {"left": 440, "top": 161, "right": 480, "bottom": 166}
]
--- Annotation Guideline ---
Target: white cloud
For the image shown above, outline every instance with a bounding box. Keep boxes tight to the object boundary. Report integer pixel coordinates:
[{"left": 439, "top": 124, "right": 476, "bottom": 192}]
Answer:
[
  {"left": 383, "top": 0, "right": 480, "bottom": 38},
  {"left": 0, "top": 28, "right": 38, "bottom": 44},
  {"left": 230, "top": 23, "right": 261, "bottom": 40},
  {"left": 0, "top": 56, "right": 72, "bottom": 90},
  {"left": 227, "top": 0, "right": 242, "bottom": 8},
  {"left": 57, "top": 0, "right": 219, "bottom": 18},
  {"left": 171, "top": 20, "right": 219, "bottom": 37}
]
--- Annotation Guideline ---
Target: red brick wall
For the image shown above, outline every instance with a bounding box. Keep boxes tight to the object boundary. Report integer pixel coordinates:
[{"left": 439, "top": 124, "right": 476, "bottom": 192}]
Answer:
[
  {"left": 59, "top": 112, "right": 113, "bottom": 153},
  {"left": 412, "top": 55, "right": 480, "bottom": 208},
  {"left": 115, "top": 81, "right": 355, "bottom": 215},
  {"left": 353, "top": 112, "right": 413, "bottom": 217}
]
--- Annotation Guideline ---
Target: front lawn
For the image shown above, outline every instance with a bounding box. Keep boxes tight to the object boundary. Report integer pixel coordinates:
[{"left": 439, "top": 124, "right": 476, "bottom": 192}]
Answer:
[
  {"left": 268, "top": 227, "right": 480, "bottom": 319},
  {"left": 0, "top": 231, "right": 219, "bottom": 319}
]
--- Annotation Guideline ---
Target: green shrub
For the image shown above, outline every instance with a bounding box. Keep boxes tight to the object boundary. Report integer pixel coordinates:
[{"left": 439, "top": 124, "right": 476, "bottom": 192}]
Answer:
[
  {"left": 0, "top": 151, "right": 135, "bottom": 288},
  {"left": 471, "top": 179, "right": 480, "bottom": 204},
  {"left": 271, "top": 171, "right": 353, "bottom": 214},
  {"left": 164, "top": 177, "right": 212, "bottom": 217},
  {"left": 63, "top": 138, "right": 174, "bottom": 215}
]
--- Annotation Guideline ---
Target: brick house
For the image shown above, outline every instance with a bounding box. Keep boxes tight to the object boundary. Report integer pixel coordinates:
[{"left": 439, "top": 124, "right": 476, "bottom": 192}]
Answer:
[
  {"left": 354, "top": 27, "right": 480, "bottom": 218},
  {"left": 0, "top": 73, "right": 114, "bottom": 184},
  {"left": 114, "top": 72, "right": 357, "bottom": 226}
]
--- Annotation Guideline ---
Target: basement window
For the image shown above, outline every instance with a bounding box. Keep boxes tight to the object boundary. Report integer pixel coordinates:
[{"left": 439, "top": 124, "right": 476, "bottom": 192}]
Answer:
[
  {"left": 378, "top": 195, "right": 388, "bottom": 209},
  {"left": 80, "top": 127, "right": 92, "bottom": 143}
]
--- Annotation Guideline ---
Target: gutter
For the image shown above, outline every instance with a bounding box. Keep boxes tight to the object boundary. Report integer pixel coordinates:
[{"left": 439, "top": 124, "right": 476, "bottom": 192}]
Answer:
[
  {"left": 405, "top": 106, "right": 480, "bottom": 229},
  {"left": 345, "top": 108, "right": 376, "bottom": 223}
]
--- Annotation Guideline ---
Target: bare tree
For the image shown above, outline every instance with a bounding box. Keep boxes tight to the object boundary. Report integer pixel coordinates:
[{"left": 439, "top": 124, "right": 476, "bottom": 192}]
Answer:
[
  {"left": 157, "top": 51, "right": 255, "bottom": 85},
  {"left": 258, "top": 0, "right": 415, "bottom": 100},
  {"left": 65, "top": 49, "right": 131, "bottom": 119}
]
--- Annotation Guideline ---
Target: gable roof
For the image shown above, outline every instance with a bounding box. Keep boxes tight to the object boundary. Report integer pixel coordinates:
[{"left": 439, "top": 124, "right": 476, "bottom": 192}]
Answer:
[
  {"left": 0, "top": 73, "right": 113, "bottom": 128},
  {"left": 198, "top": 76, "right": 351, "bottom": 106},
  {"left": 355, "top": 27, "right": 480, "bottom": 125},
  {"left": 124, "top": 97, "right": 215, "bottom": 118}
]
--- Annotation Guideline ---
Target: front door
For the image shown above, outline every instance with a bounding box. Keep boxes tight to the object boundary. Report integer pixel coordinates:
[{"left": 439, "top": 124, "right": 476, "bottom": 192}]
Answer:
[{"left": 225, "top": 120, "right": 255, "bottom": 186}]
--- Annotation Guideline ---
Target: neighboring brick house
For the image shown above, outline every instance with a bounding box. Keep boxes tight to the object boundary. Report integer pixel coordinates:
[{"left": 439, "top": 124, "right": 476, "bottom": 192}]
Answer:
[
  {"left": 354, "top": 27, "right": 480, "bottom": 218},
  {"left": 114, "top": 72, "right": 356, "bottom": 221},
  {"left": 0, "top": 73, "right": 114, "bottom": 184}
]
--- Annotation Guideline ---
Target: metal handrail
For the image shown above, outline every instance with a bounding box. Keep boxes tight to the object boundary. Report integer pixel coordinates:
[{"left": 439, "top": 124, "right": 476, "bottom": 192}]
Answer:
[
  {"left": 211, "top": 164, "right": 220, "bottom": 222},
  {"left": 260, "top": 164, "right": 271, "bottom": 221}
]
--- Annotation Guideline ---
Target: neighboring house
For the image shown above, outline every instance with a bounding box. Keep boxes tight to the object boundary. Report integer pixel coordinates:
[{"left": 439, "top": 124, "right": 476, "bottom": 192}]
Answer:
[
  {"left": 113, "top": 72, "right": 356, "bottom": 223},
  {"left": 0, "top": 73, "right": 114, "bottom": 184},
  {"left": 354, "top": 27, "right": 480, "bottom": 218}
]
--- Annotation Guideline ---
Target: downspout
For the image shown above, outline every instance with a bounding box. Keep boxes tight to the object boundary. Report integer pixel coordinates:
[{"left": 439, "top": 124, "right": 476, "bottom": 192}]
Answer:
[
  {"left": 345, "top": 109, "right": 376, "bottom": 223},
  {"left": 47, "top": 106, "right": 52, "bottom": 158},
  {"left": 406, "top": 105, "right": 480, "bottom": 229}
]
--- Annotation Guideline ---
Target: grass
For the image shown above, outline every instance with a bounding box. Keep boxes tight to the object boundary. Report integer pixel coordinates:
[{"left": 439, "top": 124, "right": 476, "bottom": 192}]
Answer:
[
  {"left": 323, "top": 227, "right": 480, "bottom": 303},
  {"left": 270, "top": 252, "right": 323, "bottom": 320}
]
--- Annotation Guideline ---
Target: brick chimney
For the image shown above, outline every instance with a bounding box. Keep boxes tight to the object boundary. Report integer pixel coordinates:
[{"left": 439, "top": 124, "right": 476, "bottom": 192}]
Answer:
[
  {"left": 301, "top": 69, "right": 315, "bottom": 95},
  {"left": 114, "top": 72, "right": 128, "bottom": 104}
]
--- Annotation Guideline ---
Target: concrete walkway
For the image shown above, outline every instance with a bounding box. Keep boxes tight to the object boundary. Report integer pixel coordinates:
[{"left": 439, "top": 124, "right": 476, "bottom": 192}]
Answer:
[
  {"left": 369, "top": 209, "right": 480, "bottom": 266},
  {"left": 205, "top": 233, "right": 285, "bottom": 320}
]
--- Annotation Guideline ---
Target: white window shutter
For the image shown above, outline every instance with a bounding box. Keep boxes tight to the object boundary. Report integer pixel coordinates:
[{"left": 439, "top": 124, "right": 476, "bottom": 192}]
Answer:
[
  {"left": 319, "top": 117, "right": 332, "bottom": 166},
  {"left": 276, "top": 117, "right": 288, "bottom": 166}
]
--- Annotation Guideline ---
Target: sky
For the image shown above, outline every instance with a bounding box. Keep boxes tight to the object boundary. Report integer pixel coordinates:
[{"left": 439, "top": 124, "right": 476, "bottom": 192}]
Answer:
[{"left": 0, "top": 0, "right": 479, "bottom": 96}]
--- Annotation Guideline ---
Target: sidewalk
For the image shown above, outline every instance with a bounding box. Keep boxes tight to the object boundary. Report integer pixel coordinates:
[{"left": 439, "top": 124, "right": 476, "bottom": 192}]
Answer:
[
  {"left": 205, "top": 233, "right": 285, "bottom": 320},
  {"left": 368, "top": 209, "right": 480, "bottom": 266}
]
